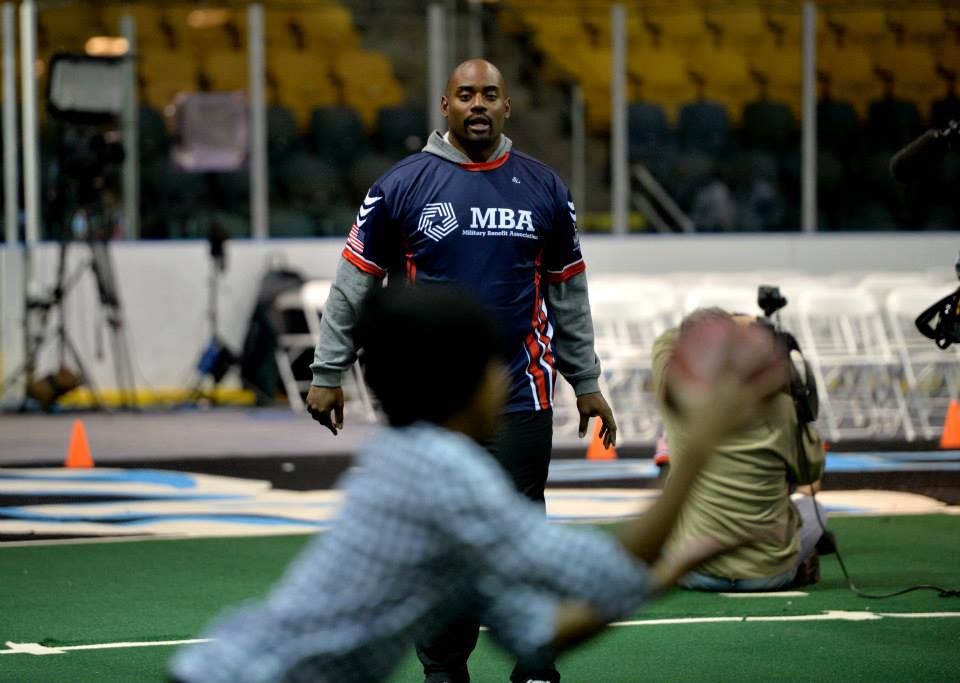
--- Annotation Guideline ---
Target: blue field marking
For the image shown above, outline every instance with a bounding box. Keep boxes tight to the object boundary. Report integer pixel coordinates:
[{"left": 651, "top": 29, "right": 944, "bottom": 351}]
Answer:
[
  {"left": 0, "top": 469, "right": 198, "bottom": 489},
  {"left": 0, "top": 491, "right": 245, "bottom": 501},
  {"left": 0, "top": 507, "right": 329, "bottom": 527}
]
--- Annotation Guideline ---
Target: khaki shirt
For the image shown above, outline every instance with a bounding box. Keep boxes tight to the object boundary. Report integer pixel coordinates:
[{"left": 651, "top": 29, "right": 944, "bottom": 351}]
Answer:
[{"left": 653, "top": 328, "right": 825, "bottom": 579}]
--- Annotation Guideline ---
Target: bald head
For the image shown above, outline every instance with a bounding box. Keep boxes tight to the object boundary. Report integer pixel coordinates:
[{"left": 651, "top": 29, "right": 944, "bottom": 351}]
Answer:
[
  {"left": 445, "top": 59, "right": 507, "bottom": 98},
  {"left": 441, "top": 59, "right": 511, "bottom": 162}
]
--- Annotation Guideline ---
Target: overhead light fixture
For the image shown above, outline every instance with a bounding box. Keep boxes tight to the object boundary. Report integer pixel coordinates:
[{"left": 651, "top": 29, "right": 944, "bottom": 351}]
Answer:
[
  {"left": 187, "top": 9, "right": 232, "bottom": 29},
  {"left": 85, "top": 36, "right": 130, "bottom": 57}
]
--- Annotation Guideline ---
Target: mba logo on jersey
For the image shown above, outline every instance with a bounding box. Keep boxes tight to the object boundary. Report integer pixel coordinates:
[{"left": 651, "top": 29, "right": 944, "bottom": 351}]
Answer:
[{"left": 418, "top": 202, "right": 459, "bottom": 241}]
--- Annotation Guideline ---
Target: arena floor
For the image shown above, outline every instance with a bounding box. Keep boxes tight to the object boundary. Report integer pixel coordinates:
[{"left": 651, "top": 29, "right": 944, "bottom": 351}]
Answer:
[{"left": 2, "top": 406, "right": 959, "bottom": 682}]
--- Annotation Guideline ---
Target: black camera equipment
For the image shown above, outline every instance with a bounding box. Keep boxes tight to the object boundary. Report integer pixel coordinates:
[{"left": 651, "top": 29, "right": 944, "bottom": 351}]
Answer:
[
  {"left": 889, "top": 118, "right": 958, "bottom": 183},
  {"left": 915, "top": 251, "right": 960, "bottom": 350},
  {"left": 1, "top": 54, "right": 137, "bottom": 411},
  {"left": 756, "top": 285, "right": 818, "bottom": 425},
  {"left": 188, "top": 219, "right": 237, "bottom": 404},
  {"left": 755, "top": 290, "right": 959, "bottom": 599}
]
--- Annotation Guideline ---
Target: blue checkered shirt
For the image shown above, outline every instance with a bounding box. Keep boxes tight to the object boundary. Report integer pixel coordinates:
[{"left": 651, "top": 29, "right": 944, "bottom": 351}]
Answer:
[{"left": 170, "top": 423, "right": 651, "bottom": 683}]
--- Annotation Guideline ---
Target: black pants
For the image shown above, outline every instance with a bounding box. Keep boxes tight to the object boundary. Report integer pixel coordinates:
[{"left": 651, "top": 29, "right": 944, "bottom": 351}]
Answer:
[{"left": 415, "top": 410, "right": 558, "bottom": 683}]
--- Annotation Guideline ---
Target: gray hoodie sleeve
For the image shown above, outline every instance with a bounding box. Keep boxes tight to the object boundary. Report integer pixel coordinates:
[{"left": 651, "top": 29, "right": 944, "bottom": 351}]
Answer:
[
  {"left": 546, "top": 271, "right": 601, "bottom": 396},
  {"left": 309, "top": 257, "right": 382, "bottom": 387}
]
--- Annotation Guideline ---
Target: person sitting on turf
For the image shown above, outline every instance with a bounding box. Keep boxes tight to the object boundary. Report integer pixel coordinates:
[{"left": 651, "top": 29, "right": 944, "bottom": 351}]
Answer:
[
  {"left": 653, "top": 307, "right": 827, "bottom": 593},
  {"left": 168, "top": 286, "right": 788, "bottom": 683}
]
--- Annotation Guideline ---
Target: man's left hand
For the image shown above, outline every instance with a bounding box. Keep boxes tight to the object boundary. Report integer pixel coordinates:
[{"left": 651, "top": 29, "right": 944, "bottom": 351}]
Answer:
[{"left": 577, "top": 392, "right": 617, "bottom": 448}]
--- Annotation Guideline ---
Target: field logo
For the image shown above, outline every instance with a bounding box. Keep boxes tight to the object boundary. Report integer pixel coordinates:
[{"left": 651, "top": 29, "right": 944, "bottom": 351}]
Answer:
[{"left": 418, "top": 202, "right": 459, "bottom": 241}]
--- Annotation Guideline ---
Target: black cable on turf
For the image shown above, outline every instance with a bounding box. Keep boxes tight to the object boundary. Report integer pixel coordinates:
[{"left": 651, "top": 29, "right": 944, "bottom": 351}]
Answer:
[
  {"left": 808, "top": 488, "right": 959, "bottom": 599},
  {"left": 797, "top": 425, "right": 959, "bottom": 599}
]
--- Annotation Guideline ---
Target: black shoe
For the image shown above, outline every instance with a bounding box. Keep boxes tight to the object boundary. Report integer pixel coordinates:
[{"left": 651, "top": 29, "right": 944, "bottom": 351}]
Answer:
[{"left": 815, "top": 530, "right": 837, "bottom": 556}]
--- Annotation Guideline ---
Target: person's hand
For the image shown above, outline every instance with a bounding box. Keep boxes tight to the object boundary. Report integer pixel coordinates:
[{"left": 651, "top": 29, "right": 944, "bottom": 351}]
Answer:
[
  {"left": 577, "top": 392, "right": 617, "bottom": 448},
  {"left": 305, "top": 386, "right": 344, "bottom": 435},
  {"left": 667, "top": 318, "right": 787, "bottom": 440}
]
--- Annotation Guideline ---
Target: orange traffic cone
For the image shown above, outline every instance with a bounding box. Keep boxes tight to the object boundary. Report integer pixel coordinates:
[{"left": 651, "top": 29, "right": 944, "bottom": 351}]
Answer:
[
  {"left": 65, "top": 419, "right": 94, "bottom": 468},
  {"left": 586, "top": 418, "right": 617, "bottom": 460},
  {"left": 941, "top": 399, "right": 960, "bottom": 449}
]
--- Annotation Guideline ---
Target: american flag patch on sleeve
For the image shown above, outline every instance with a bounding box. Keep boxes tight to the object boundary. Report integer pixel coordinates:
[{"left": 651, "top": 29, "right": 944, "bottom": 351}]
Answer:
[{"left": 346, "top": 224, "right": 365, "bottom": 253}]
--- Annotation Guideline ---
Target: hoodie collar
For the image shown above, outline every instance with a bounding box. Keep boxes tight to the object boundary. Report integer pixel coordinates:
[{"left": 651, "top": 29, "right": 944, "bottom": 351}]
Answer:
[{"left": 422, "top": 130, "right": 513, "bottom": 168}]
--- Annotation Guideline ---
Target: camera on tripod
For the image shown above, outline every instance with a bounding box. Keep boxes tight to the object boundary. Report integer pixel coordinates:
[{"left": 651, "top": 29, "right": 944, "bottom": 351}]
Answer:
[
  {"left": 757, "top": 285, "right": 818, "bottom": 425},
  {"left": 915, "top": 252, "right": 960, "bottom": 350}
]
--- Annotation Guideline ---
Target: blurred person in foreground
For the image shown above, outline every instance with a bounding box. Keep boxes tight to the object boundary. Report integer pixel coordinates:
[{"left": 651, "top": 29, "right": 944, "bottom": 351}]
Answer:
[
  {"left": 169, "top": 286, "right": 789, "bottom": 683},
  {"left": 653, "top": 308, "right": 827, "bottom": 592},
  {"left": 305, "top": 58, "right": 616, "bottom": 683}
]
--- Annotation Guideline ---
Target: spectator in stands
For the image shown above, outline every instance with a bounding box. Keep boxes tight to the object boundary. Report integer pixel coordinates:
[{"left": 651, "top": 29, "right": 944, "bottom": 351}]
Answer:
[
  {"left": 653, "top": 308, "right": 827, "bottom": 592},
  {"left": 304, "top": 58, "right": 617, "bottom": 683},
  {"left": 169, "top": 285, "right": 789, "bottom": 683}
]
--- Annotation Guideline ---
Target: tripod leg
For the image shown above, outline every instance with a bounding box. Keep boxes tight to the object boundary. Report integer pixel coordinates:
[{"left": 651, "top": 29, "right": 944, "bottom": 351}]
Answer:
[{"left": 62, "top": 330, "right": 105, "bottom": 411}]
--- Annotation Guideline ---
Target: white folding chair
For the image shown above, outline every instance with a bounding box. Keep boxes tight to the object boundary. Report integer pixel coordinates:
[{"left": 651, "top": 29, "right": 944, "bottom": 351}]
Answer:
[
  {"left": 795, "top": 286, "right": 913, "bottom": 441},
  {"left": 886, "top": 285, "right": 960, "bottom": 440},
  {"left": 273, "top": 286, "right": 320, "bottom": 413}
]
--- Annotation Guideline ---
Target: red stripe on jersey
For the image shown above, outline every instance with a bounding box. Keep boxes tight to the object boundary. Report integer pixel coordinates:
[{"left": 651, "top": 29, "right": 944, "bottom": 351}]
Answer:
[
  {"left": 459, "top": 152, "right": 510, "bottom": 172},
  {"left": 545, "top": 259, "right": 586, "bottom": 283},
  {"left": 523, "top": 251, "right": 551, "bottom": 410},
  {"left": 405, "top": 253, "right": 417, "bottom": 285},
  {"left": 342, "top": 247, "right": 387, "bottom": 278}
]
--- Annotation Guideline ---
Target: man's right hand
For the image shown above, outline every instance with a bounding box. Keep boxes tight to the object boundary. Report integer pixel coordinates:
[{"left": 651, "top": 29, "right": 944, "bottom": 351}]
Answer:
[{"left": 305, "top": 386, "right": 345, "bottom": 435}]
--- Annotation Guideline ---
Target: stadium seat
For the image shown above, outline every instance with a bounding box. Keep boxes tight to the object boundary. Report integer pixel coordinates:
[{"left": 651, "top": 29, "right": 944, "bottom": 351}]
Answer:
[
  {"left": 642, "top": 10, "right": 709, "bottom": 51},
  {"left": 627, "top": 101, "right": 674, "bottom": 168},
  {"left": 677, "top": 100, "right": 731, "bottom": 155},
  {"left": 334, "top": 50, "right": 405, "bottom": 129},
  {"left": 269, "top": 50, "right": 339, "bottom": 126},
  {"left": 296, "top": 5, "right": 361, "bottom": 58},
  {"left": 140, "top": 49, "right": 199, "bottom": 109},
  {"left": 817, "top": 97, "right": 860, "bottom": 156},
  {"left": 280, "top": 153, "right": 344, "bottom": 211},
  {"left": 741, "top": 99, "right": 798, "bottom": 154},
  {"left": 628, "top": 48, "right": 694, "bottom": 119},
  {"left": 101, "top": 3, "right": 168, "bottom": 49},
  {"left": 818, "top": 45, "right": 883, "bottom": 116},
  {"left": 139, "top": 105, "right": 169, "bottom": 162},
  {"left": 267, "top": 105, "right": 303, "bottom": 162},
  {"left": 687, "top": 48, "right": 753, "bottom": 120},
  {"left": 310, "top": 106, "right": 369, "bottom": 168},
  {"left": 865, "top": 94, "right": 923, "bottom": 152},
  {"left": 204, "top": 50, "right": 249, "bottom": 92},
  {"left": 210, "top": 169, "right": 249, "bottom": 210},
  {"left": 875, "top": 47, "right": 939, "bottom": 106},
  {"left": 376, "top": 105, "right": 428, "bottom": 160}
]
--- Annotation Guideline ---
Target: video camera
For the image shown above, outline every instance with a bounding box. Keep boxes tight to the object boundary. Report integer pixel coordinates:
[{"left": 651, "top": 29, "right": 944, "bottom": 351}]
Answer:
[
  {"left": 915, "top": 252, "right": 960, "bottom": 350},
  {"left": 756, "top": 285, "right": 819, "bottom": 425}
]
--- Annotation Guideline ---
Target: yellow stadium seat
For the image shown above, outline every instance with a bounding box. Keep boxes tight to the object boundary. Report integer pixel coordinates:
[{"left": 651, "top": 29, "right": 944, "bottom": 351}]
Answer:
[
  {"left": 204, "top": 50, "right": 249, "bottom": 92},
  {"left": 819, "top": 44, "right": 882, "bottom": 116},
  {"left": 629, "top": 47, "right": 695, "bottom": 116},
  {"left": 39, "top": 5, "right": 99, "bottom": 52},
  {"left": 752, "top": 46, "right": 803, "bottom": 117},
  {"left": 822, "top": 8, "right": 894, "bottom": 46},
  {"left": 139, "top": 48, "right": 199, "bottom": 109},
  {"left": 297, "top": 6, "right": 360, "bottom": 59},
  {"left": 642, "top": 10, "right": 709, "bottom": 50},
  {"left": 888, "top": 8, "right": 948, "bottom": 45},
  {"left": 688, "top": 47, "right": 754, "bottom": 122},
  {"left": 270, "top": 50, "right": 339, "bottom": 114},
  {"left": 333, "top": 50, "right": 404, "bottom": 129},
  {"left": 100, "top": 2, "right": 167, "bottom": 49},
  {"left": 874, "top": 46, "right": 940, "bottom": 105}
]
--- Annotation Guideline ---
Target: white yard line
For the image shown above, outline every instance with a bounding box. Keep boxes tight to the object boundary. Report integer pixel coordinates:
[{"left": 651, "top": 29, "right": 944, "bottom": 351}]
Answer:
[{"left": 5, "top": 611, "right": 960, "bottom": 656}]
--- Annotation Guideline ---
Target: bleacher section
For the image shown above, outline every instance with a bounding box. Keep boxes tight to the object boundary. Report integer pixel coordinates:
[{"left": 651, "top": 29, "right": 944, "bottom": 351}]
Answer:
[
  {"left": 503, "top": 1, "right": 960, "bottom": 232},
  {"left": 23, "top": 1, "right": 960, "bottom": 239},
  {"left": 32, "top": 1, "right": 413, "bottom": 239}
]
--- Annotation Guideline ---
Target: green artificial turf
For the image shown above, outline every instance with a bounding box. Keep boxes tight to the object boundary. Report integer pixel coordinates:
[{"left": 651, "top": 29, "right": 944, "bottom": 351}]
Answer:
[{"left": 1, "top": 515, "right": 958, "bottom": 683}]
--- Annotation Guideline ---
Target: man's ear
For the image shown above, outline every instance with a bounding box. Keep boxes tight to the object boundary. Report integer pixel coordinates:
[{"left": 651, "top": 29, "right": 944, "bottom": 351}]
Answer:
[
  {"left": 504, "top": 97, "right": 511, "bottom": 119},
  {"left": 440, "top": 95, "right": 449, "bottom": 118}
]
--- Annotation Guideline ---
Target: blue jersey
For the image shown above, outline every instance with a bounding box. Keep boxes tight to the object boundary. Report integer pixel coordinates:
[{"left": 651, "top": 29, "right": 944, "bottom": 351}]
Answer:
[{"left": 342, "top": 150, "right": 585, "bottom": 414}]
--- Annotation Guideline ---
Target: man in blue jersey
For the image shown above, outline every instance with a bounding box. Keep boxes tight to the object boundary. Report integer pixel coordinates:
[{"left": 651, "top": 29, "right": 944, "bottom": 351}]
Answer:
[{"left": 305, "top": 59, "right": 616, "bottom": 683}]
